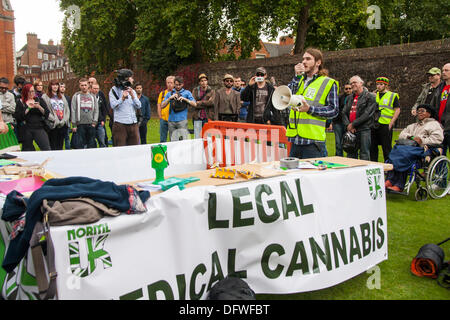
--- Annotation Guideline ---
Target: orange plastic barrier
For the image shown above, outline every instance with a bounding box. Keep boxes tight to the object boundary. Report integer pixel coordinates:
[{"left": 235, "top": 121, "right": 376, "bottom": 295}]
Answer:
[{"left": 201, "top": 121, "right": 291, "bottom": 169}]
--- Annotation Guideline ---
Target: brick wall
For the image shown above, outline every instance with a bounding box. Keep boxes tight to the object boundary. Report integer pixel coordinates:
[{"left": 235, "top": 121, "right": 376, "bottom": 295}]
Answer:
[
  {"left": 0, "top": 6, "right": 15, "bottom": 85},
  {"left": 65, "top": 38, "right": 450, "bottom": 128}
]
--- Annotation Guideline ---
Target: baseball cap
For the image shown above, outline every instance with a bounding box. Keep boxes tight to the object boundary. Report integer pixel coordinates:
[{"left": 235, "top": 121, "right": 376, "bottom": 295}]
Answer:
[
  {"left": 223, "top": 74, "right": 234, "bottom": 81},
  {"left": 255, "top": 67, "right": 267, "bottom": 75},
  {"left": 376, "top": 77, "right": 389, "bottom": 85},
  {"left": 198, "top": 73, "right": 208, "bottom": 81},
  {"left": 427, "top": 67, "right": 441, "bottom": 75}
]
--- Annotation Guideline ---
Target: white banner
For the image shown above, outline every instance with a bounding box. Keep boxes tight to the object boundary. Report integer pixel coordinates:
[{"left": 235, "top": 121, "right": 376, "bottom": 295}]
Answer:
[
  {"left": 10, "top": 139, "right": 207, "bottom": 184},
  {"left": 45, "top": 165, "right": 388, "bottom": 300}
]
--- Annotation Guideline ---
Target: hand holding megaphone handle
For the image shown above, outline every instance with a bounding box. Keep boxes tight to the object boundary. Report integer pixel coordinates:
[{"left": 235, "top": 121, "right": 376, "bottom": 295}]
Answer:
[{"left": 295, "top": 63, "right": 305, "bottom": 76}]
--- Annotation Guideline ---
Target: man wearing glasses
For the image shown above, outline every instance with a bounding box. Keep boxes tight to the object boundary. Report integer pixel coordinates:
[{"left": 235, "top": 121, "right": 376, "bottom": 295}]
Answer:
[
  {"left": 0, "top": 77, "right": 16, "bottom": 130},
  {"left": 214, "top": 74, "right": 241, "bottom": 122}
]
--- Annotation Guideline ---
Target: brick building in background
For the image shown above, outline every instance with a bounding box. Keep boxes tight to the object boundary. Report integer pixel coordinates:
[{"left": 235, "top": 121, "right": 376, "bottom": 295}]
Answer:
[
  {"left": 0, "top": 0, "right": 16, "bottom": 85},
  {"left": 16, "top": 33, "right": 75, "bottom": 85},
  {"left": 218, "top": 35, "right": 295, "bottom": 60}
]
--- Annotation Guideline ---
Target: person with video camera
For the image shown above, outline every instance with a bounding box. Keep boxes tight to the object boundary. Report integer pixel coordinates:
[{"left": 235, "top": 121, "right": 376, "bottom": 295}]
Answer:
[{"left": 109, "top": 69, "right": 142, "bottom": 146}]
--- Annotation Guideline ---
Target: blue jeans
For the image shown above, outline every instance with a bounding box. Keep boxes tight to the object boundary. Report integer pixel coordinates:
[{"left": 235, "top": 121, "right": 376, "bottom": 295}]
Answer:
[
  {"left": 333, "top": 122, "right": 345, "bottom": 157},
  {"left": 194, "top": 119, "right": 208, "bottom": 139},
  {"left": 289, "top": 142, "right": 327, "bottom": 159},
  {"left": 348, "top": 129, "right": 371, "bottom": 160},
  {"left": 160, "top": 119, "right": 169, "bottom": 143},
  {"left": 96, "top": 124, "right": 106, "bottom": 148},
  {"left": 75, "top": 124, "right": 97, "bottom": 149}
]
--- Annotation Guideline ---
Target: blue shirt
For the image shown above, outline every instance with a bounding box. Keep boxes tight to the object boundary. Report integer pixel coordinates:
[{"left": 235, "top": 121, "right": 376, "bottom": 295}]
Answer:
[
  {"left": 287, "top": 74, "right": 339, "bottom": 145},
  {"left": 138, "top": 95, "right": 151, "bottom": 123},
  {"left": 109, "top": 87, "right": 142, "bottom": 124},
  {"left": 164, "top": 88, "right": 195, "bottom": 122}
]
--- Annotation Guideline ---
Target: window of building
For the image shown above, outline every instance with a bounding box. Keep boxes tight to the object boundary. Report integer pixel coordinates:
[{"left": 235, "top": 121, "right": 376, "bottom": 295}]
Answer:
[{"left": 44, "top": 54, "right": 48, "bottom": 61}]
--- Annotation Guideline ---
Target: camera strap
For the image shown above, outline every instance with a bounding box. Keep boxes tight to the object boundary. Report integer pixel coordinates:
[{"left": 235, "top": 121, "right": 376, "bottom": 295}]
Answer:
[{"left": 111, "top": 88, "right": 120, "bottom": 101}]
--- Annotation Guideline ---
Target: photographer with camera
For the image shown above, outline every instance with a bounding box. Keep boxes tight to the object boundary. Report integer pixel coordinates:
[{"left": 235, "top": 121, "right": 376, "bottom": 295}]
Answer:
[
  {"left": 109, "top": 69, "right": 142, "bottom": 146},
  {"left": 160, "top": 76, "right": 196, "bottom": 141}
]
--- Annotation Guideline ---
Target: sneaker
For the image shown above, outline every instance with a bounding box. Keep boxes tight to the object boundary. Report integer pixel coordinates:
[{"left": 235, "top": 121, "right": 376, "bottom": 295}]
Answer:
[
  {"left": 385, "top": 180, "right": 393, "bottom": 188},
  {"left": 387, "top": 186, "right": 403, "bottom": 192}
]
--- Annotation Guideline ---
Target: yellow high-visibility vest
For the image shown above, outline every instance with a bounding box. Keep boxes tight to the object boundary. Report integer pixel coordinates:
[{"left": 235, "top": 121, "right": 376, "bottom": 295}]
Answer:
[
  {"left": 376, "top": 91, "right": 399, "bottom": 125},
  {"left": 286, "top": 75, "right": 337, "bottom": 141}
]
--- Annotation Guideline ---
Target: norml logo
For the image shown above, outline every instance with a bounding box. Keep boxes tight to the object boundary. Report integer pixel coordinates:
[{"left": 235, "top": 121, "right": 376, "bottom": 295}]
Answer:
[
  {"left": 67, "top": 223, "right": 112, "bottom": 278},
  {"left": 366, "top": 168, "right": 383, "bottom": 200}
]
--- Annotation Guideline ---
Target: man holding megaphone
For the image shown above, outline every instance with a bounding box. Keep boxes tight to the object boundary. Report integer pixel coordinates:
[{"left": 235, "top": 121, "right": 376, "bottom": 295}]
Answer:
[{"left": 273, "top": 48, "right": 339, "bottom": 159}]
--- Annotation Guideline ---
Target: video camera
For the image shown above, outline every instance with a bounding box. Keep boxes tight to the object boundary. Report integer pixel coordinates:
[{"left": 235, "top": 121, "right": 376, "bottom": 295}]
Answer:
[{"left": 113, "top": 69, "right": 133, "bottom": 90}]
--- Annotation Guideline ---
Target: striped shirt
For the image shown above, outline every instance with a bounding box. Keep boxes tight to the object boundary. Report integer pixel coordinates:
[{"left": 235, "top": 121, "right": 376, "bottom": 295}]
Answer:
[{"left": 287, "top": 74, "right": 339, "bottom": 145}]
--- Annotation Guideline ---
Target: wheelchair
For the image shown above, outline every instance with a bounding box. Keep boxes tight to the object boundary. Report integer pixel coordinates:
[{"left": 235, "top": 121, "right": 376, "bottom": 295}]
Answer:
[{"left": 400, "top": 147, "right": 450, "bottom": 201}]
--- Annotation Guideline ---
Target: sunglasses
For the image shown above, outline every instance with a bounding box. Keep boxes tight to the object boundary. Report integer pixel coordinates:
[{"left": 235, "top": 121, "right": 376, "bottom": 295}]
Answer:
[
  {"left": 0, "top": 86, "right": 8, "bottom": 90},
  {"left": 256, "top": 73, "right": 265, "bottom": 77},
  {"left": 224, "top": 79, "right": 234, "bottom": 83}
]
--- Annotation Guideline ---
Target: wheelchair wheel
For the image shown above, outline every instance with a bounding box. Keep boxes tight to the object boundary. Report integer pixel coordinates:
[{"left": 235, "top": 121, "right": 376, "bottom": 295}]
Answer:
[
  {"left": 415, "top": 187, "right": 428, "bottom": 201},
  {"left": 426, "top": 156, "right": 450, "bottom": 199}
]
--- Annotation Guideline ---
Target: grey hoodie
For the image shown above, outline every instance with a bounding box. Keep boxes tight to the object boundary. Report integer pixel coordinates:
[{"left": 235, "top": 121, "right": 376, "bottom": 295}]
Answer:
[{"left": 71, "top": 92, "right": 99, "bottom": 127}]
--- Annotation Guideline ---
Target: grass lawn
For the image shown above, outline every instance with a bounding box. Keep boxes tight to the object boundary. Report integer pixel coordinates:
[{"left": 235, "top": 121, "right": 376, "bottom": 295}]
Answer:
[{"left": 57, "top": 120, "right": 450, "bottom": 299}]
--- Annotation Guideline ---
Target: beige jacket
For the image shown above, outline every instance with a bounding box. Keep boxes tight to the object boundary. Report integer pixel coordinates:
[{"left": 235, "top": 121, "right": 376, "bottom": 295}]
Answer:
[
  {"left": 213, "top": 87, "right": 241, "bottom": 120},
  {"left": 398, "top": 118, "right": 444, "bottom": 146}
]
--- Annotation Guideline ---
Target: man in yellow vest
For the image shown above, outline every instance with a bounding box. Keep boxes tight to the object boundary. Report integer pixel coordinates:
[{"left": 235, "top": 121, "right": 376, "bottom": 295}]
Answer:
[
  {"left": 286, "top": 48, "right": 339, "bottom": 159},
  {"left": 157, "top": 76, "right": 175, "bottom": 142},
  {"left": 370, "top": 77, "right": 401, "bottom": 162}
]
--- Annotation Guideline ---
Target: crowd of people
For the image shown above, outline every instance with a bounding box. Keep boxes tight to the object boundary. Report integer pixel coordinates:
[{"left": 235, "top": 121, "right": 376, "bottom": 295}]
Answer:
[{"left": 0, "top": 50, "right": 449, "bottom": 194}]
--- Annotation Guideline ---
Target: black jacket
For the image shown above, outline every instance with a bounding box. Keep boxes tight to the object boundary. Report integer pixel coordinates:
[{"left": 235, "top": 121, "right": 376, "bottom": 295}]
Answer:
[
  {"left": 241, "top": 82, "right": 282, "bottom": 125},
  {"left": 15, "top": 97, "right": 50, "bottom": 130},
  {"left": 334, "top": 93, "right": 351, "bottom": 124},
  {"left": 430, "top": 81, "right": 450, "bottom": 131},
  {"left": 342, "top": 88, "right": 377, "bottom": 132},
  {"left": 96, "top": 90, "right": 109, "bottom": 123}
]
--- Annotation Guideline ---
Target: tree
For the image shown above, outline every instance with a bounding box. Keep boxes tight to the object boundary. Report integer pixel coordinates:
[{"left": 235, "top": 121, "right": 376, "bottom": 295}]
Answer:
[{"left": 60, "top": 0, "right": 137, "bottom": 75}]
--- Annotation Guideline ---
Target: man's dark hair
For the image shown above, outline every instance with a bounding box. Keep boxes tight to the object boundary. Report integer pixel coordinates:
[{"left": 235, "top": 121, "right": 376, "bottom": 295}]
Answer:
[
  {"left": 117, "top": 69, "right": 133, "bottom": 81},
  {"left": 0, "top": 77, "right": 9, "bottom": 84},
  {"left": 14, "top": 75, "right": 26, "bottom": 86},
  {"left": 134, "top": 82, "right": 143, "bottom": 88},
  {"left": 174, "top": 76, "right": 184, "bottom": 84}
]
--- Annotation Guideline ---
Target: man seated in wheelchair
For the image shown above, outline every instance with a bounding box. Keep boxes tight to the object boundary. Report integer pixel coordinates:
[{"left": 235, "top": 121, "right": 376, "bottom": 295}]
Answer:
[{"left": 385, "top": 104, "right": 444, "bottom": 192}]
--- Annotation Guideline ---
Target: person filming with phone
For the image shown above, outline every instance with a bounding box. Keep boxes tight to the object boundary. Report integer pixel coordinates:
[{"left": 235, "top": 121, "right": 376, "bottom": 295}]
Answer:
[
  {"left": 15, "top": 83, "right": 51, "bottom": 151},
  {"left": 241, "top": 67, "right": 281, "bottom": 125}
]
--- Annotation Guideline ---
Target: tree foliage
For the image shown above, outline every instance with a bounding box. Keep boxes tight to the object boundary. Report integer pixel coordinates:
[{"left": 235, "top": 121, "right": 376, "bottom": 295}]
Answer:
[
  {"left": 60, "top": 0, "right": 137, "bottom": 75},
  {"left": 59, "top": 0, "right": 450, "bottom": 80}
]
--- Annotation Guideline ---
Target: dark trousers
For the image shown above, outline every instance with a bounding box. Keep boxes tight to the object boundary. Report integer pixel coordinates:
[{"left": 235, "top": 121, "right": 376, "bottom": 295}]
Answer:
[
  {"left": 74, "top": 124, "right": 97, "bottom": 149},
  {"left": 289, "top": 142, "right": 327, "bottom": 160},
  {"left": 113, "top": 122, "right": 140, "bottom": 146},
  {"left": 48, "top": 125, "right": 68, "bottom": 151},
  {"left": 139, "top": 122, "right": 148, "bottom": 145},
  {"left": 370, "top": 124, "right": 392, "bottom": 162},
  {"left": 219, "top": 114, "right": 238, "bottom": 122},
  {"left": 386, "top": 170, "right": 408, "bottom": 190},
  {"left": 333, "top": 122, "right": 345, "bottom": 157},
  {"left": 443, "top": 130, "right": 450, "bottom": 157},
  {"left": 22, "top": 127, "right": 51, "bottom": 151}
]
